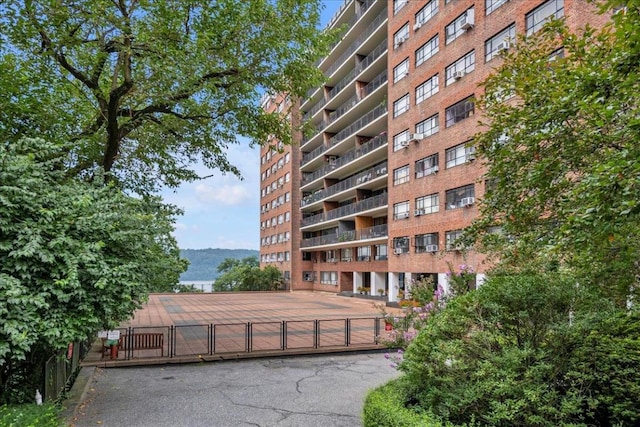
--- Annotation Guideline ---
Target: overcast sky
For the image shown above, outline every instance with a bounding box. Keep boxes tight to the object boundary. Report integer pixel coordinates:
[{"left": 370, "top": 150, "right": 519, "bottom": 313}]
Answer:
[{"left": 163, "top": 1, "right": 343, "bottom": 250}]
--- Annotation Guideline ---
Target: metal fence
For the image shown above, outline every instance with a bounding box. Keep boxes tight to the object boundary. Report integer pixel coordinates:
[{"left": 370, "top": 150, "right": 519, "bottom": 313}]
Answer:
[
  {"left": 104, "top": 317, "right": 387, "bottom": 361},
  {"left": 43, "top": 340, "right": 90, "bottom": 402}
]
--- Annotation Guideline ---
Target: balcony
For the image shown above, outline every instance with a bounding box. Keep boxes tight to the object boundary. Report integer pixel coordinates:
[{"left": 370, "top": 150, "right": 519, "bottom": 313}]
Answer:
[
  {"left": 301, "top": 104, "right": 387, "bottom": 166},
  {"left": 301, "top": 133, "right": 387, "bottom": 186},
  {"left": 301, "top": 192, "right": 387, "bottom": 228},
  {"left": 300, "top": 161, "right": 387, "bottom": 208},
  {"left": 301, "top": 224, "right": 388, "bottom": 248}
]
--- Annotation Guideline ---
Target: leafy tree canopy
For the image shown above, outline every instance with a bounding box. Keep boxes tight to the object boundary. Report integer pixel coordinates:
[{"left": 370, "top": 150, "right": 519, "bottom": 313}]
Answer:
[
  {"left": 470, "top": 1, "right": 640, "bottom": 305},
  {"left": 0, "top": 138, "right": 186, "bottom": 402},
  {"left": 0, "top": 0, "right": 336, "bottom": 193},
  {"left": 214, "top": 257, "right": 282, "bottom": 292}
]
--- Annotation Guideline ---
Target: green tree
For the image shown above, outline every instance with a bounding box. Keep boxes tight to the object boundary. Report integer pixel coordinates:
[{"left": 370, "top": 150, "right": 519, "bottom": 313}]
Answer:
[
  {"left": 0, "top": 138, "right": 186, "bottom": 403},
  {"left": 214, "top": 257, "right": 282, "bottom": 292},
  {"left": 0, "top": 0, "right": 335, "bottom": 193},
  {"left": 470, "top": 2, "right": 640, "bottom": 305}
]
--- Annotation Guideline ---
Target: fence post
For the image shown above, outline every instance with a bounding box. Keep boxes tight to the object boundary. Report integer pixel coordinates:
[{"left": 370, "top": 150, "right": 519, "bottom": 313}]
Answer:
[
  {"left": 314, "top": 320, "right": 319, "bottom": 349},
  {"left": 283, "top": 321, "right": 288, "bottom": 350},
  {"left": 247, "top": 322, "right": 252, "bottom": 353},
  {"left": 346, "top": 319, "right": 350, "bottom": 347},
  {"left": 212, "top": 324, "right": 216, "bottom": 354},
  {"left": 374, "top": 317, "right": 380, "bottom": 342},
  {"left": 208, "top": 324, "right": 213, "bottom": 355}
]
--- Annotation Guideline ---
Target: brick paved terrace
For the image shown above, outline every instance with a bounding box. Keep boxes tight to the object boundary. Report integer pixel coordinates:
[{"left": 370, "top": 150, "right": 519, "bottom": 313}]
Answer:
[{"left": 83, "top": 291, "right": 403, "bottom": 367}]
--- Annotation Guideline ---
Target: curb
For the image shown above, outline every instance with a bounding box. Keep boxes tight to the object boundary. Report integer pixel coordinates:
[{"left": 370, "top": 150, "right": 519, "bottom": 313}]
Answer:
[{"left": 60, "top": 366, "right": 98, "bottom": 426}]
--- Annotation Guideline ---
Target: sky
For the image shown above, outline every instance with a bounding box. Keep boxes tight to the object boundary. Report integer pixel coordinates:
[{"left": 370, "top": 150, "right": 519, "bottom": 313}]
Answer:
[{"left": 163, "top": 1, "right": 344, "bottom": 250}]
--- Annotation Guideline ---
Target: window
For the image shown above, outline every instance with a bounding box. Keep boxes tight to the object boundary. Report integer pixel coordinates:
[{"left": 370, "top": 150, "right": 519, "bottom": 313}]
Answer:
[
  {"left": 415, "top": 193, "right": 439, "bottom": 215},
  {"left": 445, "top": 184, "right": 475, "bottom": 210},
  {"left": 415, "top": 0, "right": 438, "bottom": 29},
  {"left": 394, "top": 24, "right": 410, "bottom": 49},
  {"left": 394, "top": 0, "right": 408, "bottom": 15},
  {"left": 393, "top": 59, "right": 410, "bottom": 83},
  {"left": 393, "top": 165, "right": 410, "bottom": 185},
  {"left": 284, "top": 153, "right": 290, "bottom": 163},
  {"left": 341, "top": 248, "right": 352, "bottom": 262},
  {"left": 445, "top": 97, "right": 474, "bottom": 127},
  {"left": 392, "top": 237, "right": 410, "bottom": 255},
  {"left": 415, "top": 233, "right": 439, "bottom": 253},
  {"left": 445, "top": 50, "right": 475, "bottom": 86},
  {"left": 285, "top": 231, "right": 290, "bottom": 241},
  {"left": 393, "top": 130, "right": 410, "bottom": 152},
  {"left": 302, "top": 271, "right": 314, "bottom": 281},
  {"left": 261, "top": 172, "right": 266, "bottom": 182},
  {"left": 393, "top": 94, "right": 410, "bottom": 117},
  {"left": 415, "top": 154, "right": 439, "bottom": 178},
  {"left": 278, "top": 214, "right": 284, "bottom": 224},
  {"left": 526, "top": 0, "right": 564, "bottom": 35},
  {"left": 302, "top": 252, "right": 312, "bottom": 261},
  {"left": 415, "top": 35, "right": 439, "bottom": 67},
  {"left": 445, "top": 8, "right": 475, "bottom": 44},
  {"left": 393, "top": 201, "right": 410, "bottom": 220},
  {"left": 486, "top": 0, "right": 508, "bottom": 15},
  {"left": 416, "top": 75, "right": 439, "bottom": 104},
  {"left": 415, "top": 114, "right": 439, "bottom": 138},
  {"left": 285, "top": 251, "right": 290, "bottom": 261},
  {"left": 320, "top": 271, "right": 338, "bottom": 285},
  {"left": 446, "top": 142, "right": 476, "bottom": 168},
  {"left": 485, "top": 24, "right": 515, "bottom": 62},
  {"left": 285, "top": 192, "right": 290, "bottom": 203},
  {"left": 445, "top": 230, "right": 464, "bottom": 251},
  {"left": 357, "top": 246, "right": 371, "bottom": 261},
  {"left": 325, "top": 250, "right": 337, "bottom": 263},
  {"left": 285, "top": 211, "right": 290, "bottom": 222},
  {"left": 375, "top": 244, "right": 388, "bottom": 261},
  {"left": 285, "top": 172, "right": 290, "bottom": 183}
]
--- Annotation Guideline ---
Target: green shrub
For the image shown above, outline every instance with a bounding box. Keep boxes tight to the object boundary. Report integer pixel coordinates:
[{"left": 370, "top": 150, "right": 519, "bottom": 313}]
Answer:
[
  {"left": 0, "top": 403, "right": 61, "bottom": 427},
  {"left": 396, "top": 273, "right": 640, "bottom": 426},
  {"left": 363, "top": 378, "right": 446, "bottom": 427}
]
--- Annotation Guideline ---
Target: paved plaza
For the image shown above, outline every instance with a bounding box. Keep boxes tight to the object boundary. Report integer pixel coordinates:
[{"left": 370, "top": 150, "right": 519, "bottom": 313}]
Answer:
[
  {"left": 82, "top": 292, "right": 403, "bottom": 366},
  {"left": 125, "top": 291, "right": 397, "bottom": 326}
]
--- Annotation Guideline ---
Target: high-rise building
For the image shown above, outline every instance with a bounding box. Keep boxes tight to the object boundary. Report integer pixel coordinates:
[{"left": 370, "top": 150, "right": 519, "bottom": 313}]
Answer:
[{"left": 259, "top": 0, "right": 608, "bottom": 300}]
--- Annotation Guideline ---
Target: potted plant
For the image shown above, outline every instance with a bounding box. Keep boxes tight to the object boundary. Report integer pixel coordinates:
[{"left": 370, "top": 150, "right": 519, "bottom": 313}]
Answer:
[
  {"left": 363, "top": 287, "right": 371, "bottom": 295},
  {"left": 377, "top": 289, "right": 385, "bottom": 297},
  {"left": 357, "top": 286, "right": 364, "bottom": 294}
]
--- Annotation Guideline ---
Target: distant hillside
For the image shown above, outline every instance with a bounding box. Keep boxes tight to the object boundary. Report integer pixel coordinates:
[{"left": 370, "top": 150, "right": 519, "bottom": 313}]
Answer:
[{"left": 179, "top": 248, "right": 259, "bottom": 281}]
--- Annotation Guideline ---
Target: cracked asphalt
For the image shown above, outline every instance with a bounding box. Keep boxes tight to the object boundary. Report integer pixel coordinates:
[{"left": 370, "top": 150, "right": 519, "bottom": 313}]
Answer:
[{"left": 70, "top": 352, "right": 400, "bottom": 427}]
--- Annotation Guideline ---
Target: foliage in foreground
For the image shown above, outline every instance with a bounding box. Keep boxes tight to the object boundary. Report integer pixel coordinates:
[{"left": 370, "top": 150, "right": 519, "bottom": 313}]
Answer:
[
  {"left": 213, "top": 257, "right": 284, "bottom": 291},
  {"left": 0, "top": 139, "right": 186, "bottom": 403},
  {"left": 469, "top": 1, "right": 640, "bottom": 305},
  {"left": 0, "top": 0, "right": 337, "bottom": 194},
  {"left": 0, "top": 403, "right": 61, "bottom": 427},
  {"left": 378, "top": 274, "right": 640, "bottom": 427}
]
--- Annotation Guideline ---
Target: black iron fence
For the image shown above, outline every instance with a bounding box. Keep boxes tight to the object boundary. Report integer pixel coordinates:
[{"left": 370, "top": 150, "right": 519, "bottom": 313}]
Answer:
[
  {"left": 105, "top": 317, "right": 388, "bottom": 361},
  {"left": 43, "top": 339, "right": 90, "bottom": 402}
]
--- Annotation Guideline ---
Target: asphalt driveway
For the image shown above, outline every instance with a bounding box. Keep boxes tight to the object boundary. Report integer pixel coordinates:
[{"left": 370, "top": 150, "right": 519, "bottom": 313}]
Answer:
[{"left": 68, "top": 352, "right": 400, "bottom": 427}]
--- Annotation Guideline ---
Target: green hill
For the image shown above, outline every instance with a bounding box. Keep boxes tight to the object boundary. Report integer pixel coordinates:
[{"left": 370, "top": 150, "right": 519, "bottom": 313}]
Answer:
[{"left": 179, "top": 248, "right": 259, "bottom": 281}]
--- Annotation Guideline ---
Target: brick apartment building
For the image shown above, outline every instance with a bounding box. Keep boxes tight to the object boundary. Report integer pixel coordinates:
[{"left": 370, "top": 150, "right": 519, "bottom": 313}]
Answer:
[{"left": 259, "top": 0, "right": 608, "bottom": 300}]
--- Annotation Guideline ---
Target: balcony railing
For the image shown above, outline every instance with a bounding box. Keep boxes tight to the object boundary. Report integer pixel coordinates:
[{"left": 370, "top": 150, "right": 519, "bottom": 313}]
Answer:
[
  {"left": 301, "top": 133, "right": 387, "bottom": 185},
  {"left": 324, "top": 7, "right": 388, "bottom": 79},
  {"left": 301, "top": 224, "right": 388, "bottom": 248},
  {"left": 301, "top": 161, "right": 387, "bottom": 207},
  {"left": 301, "top": 192, "right": 387, "bottom": 227},
  {"left": 355, "top": 38, "right": 387, "bottom": 76}
]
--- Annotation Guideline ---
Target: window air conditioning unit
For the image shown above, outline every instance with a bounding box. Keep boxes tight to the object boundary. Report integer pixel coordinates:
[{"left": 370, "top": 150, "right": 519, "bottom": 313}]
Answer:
[
  {"left": 400, "top": 140, "right": 410, "bottom": 149},
  {"left": 327, "top": 156, "right": 338, "bottom": 166},
  {"left": 396, "top": 211, "right": 409, "bottom": 219},
  {"left": 426, "top": 244, "right": 439, "bottom": 253},
  {"left": 426, "top": 165, "right": 439, "bottom": 175},
  {"left": 496, "top": 40, "right": 510, "bottom": 52},
  {"left": 460, "top": 14, "right": 474, "bottom": 30},
  {"left": 410, "top": 133, "right": 425, "bottom": 142},
  {"left": 460, "top": 196, "right": 475, "bottom": 207},
  {"left": 414, "top": 20, "right": 423, "bottom": 31},
  {"left": 453, "top": 70, "right": 466, "bottom": 80},
  {"left": 393, "top": 248, "right": 404, "bottom": 255},
  {"left": 466, "top": 153, "right": 476, "bottom": 162},
  {"left": 414, "top": 208, "right": 425, "bottom": 216},
  {"left": 394, "top": 36, "right": 408, "bottom": 49}
]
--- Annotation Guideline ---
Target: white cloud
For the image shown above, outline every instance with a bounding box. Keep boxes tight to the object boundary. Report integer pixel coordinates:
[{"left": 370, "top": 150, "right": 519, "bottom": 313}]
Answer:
[{"left": 194, "top": 182, "right": 252, "bottom": 206}]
